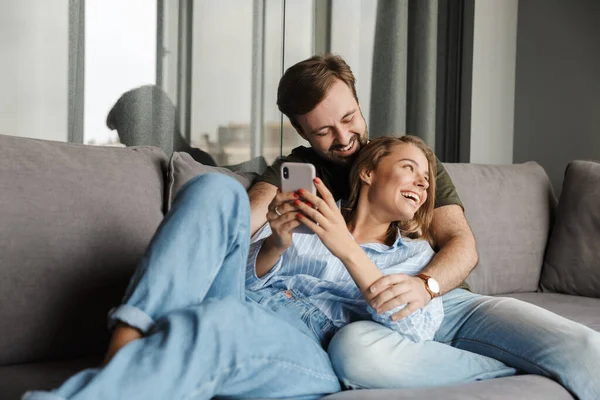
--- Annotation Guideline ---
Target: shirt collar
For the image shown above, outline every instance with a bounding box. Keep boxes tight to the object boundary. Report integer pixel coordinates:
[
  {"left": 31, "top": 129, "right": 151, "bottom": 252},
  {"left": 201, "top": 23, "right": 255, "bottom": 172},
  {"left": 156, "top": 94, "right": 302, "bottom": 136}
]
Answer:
[{"left": 350, "top": 225, "right": 406, "bottom": 253}]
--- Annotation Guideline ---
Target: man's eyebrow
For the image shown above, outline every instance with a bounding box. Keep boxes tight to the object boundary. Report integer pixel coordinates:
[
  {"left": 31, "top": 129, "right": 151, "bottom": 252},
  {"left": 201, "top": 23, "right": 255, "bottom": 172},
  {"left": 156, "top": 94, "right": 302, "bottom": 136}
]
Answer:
[
  {"left": 342, "top": 109, "right": 356, "bottom": 119},
  {"left": 310, "top": 124, "right": 332, "bottom": 135}
]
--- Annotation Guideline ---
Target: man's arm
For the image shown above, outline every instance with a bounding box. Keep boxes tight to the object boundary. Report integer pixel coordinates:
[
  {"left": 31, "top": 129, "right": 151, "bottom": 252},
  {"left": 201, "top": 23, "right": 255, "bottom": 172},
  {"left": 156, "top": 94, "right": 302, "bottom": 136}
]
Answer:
[
  {"left": 421, "top": 204, "right": 478, "bottom": 294},
  {"left": 368, "top": 204, "right": 478, "bottom": 320},
  {"left": 248, "top": 181, "right": 278, "bottom": 236}
]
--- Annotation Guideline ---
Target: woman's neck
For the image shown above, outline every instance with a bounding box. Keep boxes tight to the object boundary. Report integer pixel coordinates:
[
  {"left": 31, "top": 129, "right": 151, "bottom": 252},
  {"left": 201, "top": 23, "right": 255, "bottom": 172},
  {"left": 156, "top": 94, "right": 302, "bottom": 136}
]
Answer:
[{"left": 347, "top": 196, "right": 394, "bottom": 246}]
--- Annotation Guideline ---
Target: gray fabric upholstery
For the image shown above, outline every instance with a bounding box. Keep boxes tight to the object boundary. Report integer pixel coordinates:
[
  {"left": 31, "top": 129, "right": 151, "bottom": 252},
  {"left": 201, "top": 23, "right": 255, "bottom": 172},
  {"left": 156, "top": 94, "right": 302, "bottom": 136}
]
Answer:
[
  {"left": 0, "top": 356, "right": 101, "bottom": 400},
  {"left": 0, "top": 134, "right": 167, "bottom": 365},
  {"left": 502, "top": 292, "right": 600, "bottom": 332},
  {"left": 225, "top": 155, "right": 268, "bottom": 175},
  {"left": 540, "top": 160, "right": 600, "bottom": 298},
  {"left": 444, "top": 162, "right": 557, "bottom": 295},
  {"left": 321, "top": 375, "right": 573, "bottom": 399},
  {"left": 167, "top": 152, "right": 258, "bottom": 210}
]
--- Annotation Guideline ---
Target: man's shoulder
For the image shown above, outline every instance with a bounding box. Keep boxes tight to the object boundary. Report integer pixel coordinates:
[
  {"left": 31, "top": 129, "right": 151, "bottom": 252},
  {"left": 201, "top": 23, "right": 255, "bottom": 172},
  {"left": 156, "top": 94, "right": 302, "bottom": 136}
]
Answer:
[{"left": 288, "top": 146, "right": 320, "bottom": 162}]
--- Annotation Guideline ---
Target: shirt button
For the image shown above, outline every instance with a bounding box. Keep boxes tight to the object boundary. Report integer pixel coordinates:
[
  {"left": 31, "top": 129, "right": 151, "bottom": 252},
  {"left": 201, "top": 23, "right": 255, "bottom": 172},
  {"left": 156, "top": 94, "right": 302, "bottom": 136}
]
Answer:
[{"left": 284, "top": 290, "right": 293, "bottom": 298}]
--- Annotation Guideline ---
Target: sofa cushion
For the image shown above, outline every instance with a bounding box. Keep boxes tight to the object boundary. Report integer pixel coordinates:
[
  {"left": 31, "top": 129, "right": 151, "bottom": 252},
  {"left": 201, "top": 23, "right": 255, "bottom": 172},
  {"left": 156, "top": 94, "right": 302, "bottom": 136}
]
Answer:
[
  {"left": 444, "top": 162, "right": 556, "bottom": 295},
  {"left": 167, "top": 152, "right": 258, "bottom": 210},
  {"left": 0, "top": 134, "right": 167, "bottom": 365},
  {"left": 501, "top": 292, "right": 600, "bottom": 332},
  {"left": 321, "top": 375, "right": 573, "bottom": 400},
  {"left": 0, "top": 356, "right": 101, "bottom": 400},
  {"left": 540, "top": 160, "right": 600, "bottom": 298}
]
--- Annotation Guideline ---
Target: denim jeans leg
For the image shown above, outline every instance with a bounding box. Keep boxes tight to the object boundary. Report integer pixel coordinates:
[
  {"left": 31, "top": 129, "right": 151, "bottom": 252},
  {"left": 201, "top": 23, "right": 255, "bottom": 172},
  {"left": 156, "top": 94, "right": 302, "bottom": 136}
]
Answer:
[
  {"left": 437, "top": 289, "right": 600, "bottom": 399},
  {"left": 328, "top": 319, "right": 516, "bottom": 390},
  {"left": 109, "top": 173, "right": 251, "bottom": 333},
  {"left": 24, "top": 298, "right": 341, "bottom": 400}
]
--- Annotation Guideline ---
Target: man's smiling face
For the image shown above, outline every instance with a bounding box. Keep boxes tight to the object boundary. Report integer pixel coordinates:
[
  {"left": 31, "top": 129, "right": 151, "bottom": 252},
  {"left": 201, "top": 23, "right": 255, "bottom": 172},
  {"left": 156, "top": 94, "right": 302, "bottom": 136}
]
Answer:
[{"left": 295, "top": 79, "right": 368, "bottom": 165}]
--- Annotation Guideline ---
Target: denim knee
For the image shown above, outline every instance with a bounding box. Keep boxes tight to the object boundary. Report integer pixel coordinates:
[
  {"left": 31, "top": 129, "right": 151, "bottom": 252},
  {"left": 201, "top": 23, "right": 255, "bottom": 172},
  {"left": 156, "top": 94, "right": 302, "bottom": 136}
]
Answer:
[
  {"left": 328, "top": 321, "right": 392, "bottom": 389},
  {"left": 172, "top": 172, "right": 250, "bottom": 227},
  {"left": 178, "top": 173, "right": 248, "bottom": 205}
]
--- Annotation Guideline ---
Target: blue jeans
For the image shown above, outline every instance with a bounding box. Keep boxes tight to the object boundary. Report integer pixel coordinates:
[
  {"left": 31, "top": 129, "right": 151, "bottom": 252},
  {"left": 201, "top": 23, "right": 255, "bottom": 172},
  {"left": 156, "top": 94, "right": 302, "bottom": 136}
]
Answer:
[
  {"left": 328, "top": 289, "right": 600, "bottom": 399},
  {"left": 23, "top": 173, "right": 340, "bottom": 400}
]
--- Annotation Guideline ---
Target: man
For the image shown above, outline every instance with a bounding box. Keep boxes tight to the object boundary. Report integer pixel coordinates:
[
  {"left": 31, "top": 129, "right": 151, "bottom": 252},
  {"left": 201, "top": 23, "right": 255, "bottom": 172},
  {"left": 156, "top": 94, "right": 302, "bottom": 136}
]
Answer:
[
  {"left": 249, "top": 54, "right": 478, "bottom": 320},
  {"left": 248, "top": 54, "right": 600, "bottom": 399}
]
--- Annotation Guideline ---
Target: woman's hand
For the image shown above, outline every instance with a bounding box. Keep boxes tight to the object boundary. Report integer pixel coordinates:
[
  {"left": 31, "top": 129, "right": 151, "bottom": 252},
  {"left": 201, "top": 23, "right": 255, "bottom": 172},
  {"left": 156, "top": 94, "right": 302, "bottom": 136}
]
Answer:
[
  {"left": 265, "top": 189, "right": 301, "bottom": 253},
  {"left": 294, "top": 178, "right": 356, "bottom": 260}
]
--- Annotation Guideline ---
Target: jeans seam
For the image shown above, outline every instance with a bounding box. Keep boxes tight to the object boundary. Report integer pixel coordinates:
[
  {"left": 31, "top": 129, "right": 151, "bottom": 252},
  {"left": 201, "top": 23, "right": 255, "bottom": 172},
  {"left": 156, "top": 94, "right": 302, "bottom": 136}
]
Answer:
[
  {"left": 182, "top": 357, "right": 339, "bottom": 400},
  {"left": 447, "top": 337, "right": 554, "bottom": 377}
]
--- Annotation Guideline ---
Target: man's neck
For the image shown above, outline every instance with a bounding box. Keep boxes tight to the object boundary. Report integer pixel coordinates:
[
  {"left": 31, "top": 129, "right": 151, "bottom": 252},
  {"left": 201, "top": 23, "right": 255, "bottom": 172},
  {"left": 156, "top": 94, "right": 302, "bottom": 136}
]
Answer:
[{"left": 302, "top": 146, "right": 352, "bottom": 171}]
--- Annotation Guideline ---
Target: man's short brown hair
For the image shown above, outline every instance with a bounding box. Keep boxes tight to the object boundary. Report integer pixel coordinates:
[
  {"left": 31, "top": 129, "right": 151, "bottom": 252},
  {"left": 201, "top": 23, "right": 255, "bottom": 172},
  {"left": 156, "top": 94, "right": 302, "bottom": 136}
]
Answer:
[{"left": 277, "top": 54, "right": 358, "bottom": 133}]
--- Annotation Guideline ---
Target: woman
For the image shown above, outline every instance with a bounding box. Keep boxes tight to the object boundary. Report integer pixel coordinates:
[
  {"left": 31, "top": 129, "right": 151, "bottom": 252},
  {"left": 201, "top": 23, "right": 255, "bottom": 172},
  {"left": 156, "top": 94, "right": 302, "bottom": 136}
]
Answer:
[{"left": 24, "top": 136, "right": 438, "bottom": 400}]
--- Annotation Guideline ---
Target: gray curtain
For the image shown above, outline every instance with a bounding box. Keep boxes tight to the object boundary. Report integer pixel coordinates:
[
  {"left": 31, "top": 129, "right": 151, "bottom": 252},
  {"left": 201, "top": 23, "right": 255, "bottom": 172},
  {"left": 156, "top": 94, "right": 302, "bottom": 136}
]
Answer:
[
  {"left": 68, "top": 0, "right": 85, "bottom": 144},
  {"left": 370, "top": 0, "right": 438, "bottom": 148}
]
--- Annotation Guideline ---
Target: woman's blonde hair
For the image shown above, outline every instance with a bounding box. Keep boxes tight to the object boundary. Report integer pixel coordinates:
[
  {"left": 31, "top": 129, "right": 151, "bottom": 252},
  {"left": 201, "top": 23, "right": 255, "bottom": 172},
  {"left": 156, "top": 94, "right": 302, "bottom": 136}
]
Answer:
[{"left": 342, "top": 135, "right": 437, "bottom": 245}]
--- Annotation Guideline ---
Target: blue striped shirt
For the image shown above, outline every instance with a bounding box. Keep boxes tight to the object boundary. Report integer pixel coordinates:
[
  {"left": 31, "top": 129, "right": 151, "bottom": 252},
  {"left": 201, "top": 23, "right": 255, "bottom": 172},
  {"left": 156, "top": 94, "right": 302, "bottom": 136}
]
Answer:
[{"left": 246, "top": 214, "right": 444, "bottom": 342}]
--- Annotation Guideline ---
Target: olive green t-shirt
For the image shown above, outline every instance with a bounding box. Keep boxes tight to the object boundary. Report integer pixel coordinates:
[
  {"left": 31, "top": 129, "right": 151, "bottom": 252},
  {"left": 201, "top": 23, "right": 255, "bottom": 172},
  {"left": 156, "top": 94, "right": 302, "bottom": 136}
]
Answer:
[
  {"left": 256, "top": 146, "right": 463, "bottom": 209},
  {"left": 255, "top": 145, "right": 471, "bottom": 292}
]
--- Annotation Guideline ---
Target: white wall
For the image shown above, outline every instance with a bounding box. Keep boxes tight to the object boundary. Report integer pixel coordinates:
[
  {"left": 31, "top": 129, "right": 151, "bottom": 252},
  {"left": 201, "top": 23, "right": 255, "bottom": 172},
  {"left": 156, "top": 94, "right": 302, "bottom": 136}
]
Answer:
[
  {"left": 0, "top": 0, "right": 69, "bottom": 142},
  {"left": 513, "top": 0, "right": 600, "bottom": 194},
  {"left": 469, "top": 0, "right": 518, "bottom": 164}
]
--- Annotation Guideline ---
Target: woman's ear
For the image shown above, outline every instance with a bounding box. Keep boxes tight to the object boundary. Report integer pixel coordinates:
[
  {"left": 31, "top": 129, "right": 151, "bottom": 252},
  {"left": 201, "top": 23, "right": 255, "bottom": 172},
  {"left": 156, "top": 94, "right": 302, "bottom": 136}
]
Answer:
[{"left": 359, "top": 169, "right": 373, "bottom": 185}]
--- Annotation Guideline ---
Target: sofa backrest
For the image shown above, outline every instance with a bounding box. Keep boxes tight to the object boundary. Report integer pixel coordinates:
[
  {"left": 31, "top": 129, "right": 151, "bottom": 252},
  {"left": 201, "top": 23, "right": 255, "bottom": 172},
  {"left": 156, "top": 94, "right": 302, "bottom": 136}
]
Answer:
[
  {"left": 0, "top": 134, "right": 168, "bottom": 365},
  {"left": 444, "top": 162, "right": 557, "bottom": 295}
]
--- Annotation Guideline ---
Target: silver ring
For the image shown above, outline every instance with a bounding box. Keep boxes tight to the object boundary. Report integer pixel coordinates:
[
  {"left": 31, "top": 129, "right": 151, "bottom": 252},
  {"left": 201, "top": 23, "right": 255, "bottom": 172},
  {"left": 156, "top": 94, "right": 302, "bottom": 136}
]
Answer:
[
  {"left": 274, "top": 206, "right": 282, "bottom": 216},
  {"left": 316, "top": 221, "right": 320, "bottom": 227}
]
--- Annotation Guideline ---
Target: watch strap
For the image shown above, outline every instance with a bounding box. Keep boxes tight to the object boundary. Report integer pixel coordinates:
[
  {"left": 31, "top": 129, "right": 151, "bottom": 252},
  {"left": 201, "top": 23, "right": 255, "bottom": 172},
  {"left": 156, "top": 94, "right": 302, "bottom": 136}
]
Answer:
[{"left": 416, "top": 273, "right": 437, "bottom": 299}]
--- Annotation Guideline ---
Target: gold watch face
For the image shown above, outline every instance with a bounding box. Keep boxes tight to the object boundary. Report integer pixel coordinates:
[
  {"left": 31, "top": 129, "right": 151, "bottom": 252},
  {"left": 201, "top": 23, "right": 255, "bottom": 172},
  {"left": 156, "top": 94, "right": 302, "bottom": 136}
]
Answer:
[{"left": 427, "top": 278, "right": 441, "bottom": 294}]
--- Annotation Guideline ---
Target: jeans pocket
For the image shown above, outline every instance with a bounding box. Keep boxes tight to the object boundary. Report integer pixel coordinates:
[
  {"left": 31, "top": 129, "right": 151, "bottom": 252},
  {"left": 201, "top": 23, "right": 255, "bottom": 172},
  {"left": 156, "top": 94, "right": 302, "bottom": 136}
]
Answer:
[{"left": 303, "top": 306, "right": 336, "bottom": 348}]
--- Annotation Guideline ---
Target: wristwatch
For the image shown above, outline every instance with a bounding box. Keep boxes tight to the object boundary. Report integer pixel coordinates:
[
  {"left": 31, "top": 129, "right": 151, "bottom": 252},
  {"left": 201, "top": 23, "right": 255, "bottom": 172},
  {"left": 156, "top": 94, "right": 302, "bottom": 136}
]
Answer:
[{"left": 416, "top": 273, "right": 440, "bottom": 299}]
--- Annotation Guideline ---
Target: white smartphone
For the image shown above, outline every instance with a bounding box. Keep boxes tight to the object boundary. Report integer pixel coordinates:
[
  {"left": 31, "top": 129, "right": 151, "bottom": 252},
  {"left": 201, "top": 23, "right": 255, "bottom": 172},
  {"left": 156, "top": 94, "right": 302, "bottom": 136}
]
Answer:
[{"left": 280, "top": 162, "right": 317, "bottom": 234}]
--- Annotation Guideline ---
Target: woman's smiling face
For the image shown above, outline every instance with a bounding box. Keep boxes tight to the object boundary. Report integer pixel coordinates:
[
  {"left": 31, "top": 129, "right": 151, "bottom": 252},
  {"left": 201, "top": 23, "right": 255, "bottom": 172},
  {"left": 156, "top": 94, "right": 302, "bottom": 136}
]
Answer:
[{"left": 363, "top": 143, "right": 431, "bottom": 222}]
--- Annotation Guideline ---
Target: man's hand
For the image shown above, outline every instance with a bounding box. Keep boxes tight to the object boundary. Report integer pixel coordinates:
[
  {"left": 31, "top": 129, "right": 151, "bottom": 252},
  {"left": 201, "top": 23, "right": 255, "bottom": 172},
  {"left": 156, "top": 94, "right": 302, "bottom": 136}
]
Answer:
[{"left": 367, "top": 274, "right": 431, "bottom": 321}]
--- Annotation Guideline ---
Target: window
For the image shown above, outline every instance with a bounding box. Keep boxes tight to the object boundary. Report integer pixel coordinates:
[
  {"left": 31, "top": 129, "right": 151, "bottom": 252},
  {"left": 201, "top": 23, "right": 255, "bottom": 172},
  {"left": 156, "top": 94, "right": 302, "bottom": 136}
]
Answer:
[
  {"left": 84, "top": 0, "right": 157, "bottom": 146},
  {"left": 189, "top": 0, "right": 313, "bottom": 166},
  {"left": 0, "top": 0, "right": 69, "bottom": 142}
]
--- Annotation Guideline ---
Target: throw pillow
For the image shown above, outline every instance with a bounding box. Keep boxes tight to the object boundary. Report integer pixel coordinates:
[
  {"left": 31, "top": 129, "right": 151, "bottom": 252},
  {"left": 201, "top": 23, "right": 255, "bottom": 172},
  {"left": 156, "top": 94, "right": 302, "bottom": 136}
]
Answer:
[
  {"left": 167, "top": 152, "right": 259, "bottom": 210},
  {"left": 540, "top": 160, "right": 600, "bottom": 298}
]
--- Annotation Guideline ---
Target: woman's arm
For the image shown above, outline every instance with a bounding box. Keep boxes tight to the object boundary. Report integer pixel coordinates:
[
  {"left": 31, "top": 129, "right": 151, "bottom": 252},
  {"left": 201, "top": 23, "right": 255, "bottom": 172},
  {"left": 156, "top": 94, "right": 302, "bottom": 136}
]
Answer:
[
  {"left": 337, "top": 244, "right": 384, "bottom": 299},
  {"left": 255, "top": 236, "right": 286, "bottom": 278},
  {"left": 252, "top": 190, "right": 303, "bottom": 278},
  {"left": 292, "top": 178, "right": 384, "bottom": 301}
]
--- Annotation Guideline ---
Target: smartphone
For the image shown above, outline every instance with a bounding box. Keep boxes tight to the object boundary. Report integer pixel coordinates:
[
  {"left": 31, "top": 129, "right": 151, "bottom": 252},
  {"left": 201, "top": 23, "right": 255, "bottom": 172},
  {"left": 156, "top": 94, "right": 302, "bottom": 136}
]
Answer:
[{"left": 280, "top": 162, "right": 317, "bottom": 234}]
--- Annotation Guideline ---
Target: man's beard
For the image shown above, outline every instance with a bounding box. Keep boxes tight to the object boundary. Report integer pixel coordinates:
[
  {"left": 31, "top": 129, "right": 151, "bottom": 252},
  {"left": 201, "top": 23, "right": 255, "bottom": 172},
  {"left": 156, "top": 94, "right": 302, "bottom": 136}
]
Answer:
[{"left": 325, "top": 128, "right": 369, "bottom": 165}]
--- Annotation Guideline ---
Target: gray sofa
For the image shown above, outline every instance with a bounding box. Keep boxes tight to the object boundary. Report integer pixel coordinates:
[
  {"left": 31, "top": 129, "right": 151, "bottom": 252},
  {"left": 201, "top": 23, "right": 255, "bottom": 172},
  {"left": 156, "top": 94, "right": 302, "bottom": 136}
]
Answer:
[{"left": 1, "top": 133, "right": 598, "bottom": 400}]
